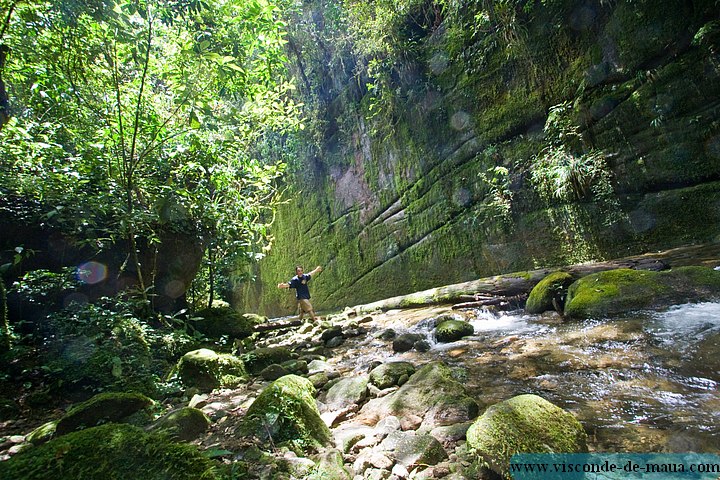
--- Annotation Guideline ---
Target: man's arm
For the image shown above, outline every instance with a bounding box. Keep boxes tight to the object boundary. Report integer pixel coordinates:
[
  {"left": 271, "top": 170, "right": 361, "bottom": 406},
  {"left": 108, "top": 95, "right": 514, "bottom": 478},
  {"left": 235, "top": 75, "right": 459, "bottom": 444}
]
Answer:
[
  {"left": 308, "top": 266, "right": 323, "bottom": 277},
  {"left": 277, "top": 282, "right": 290, "bottom": 289}
]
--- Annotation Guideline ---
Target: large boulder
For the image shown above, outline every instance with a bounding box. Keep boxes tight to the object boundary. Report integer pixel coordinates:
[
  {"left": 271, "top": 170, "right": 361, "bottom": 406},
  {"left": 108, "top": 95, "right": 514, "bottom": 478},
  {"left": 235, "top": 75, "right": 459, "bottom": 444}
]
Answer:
[
  {"left": 0, "top": 423, "right": 219, "bottom": 480},
  {"left": 525, "top": 271, "right": 575, "bottom": 314},
  {"left": 434, "top": 320, "right": 474, "bottom": 343},
  {"left": 192, "top": 307, "right": 265, "bottom": 339},
  {"left": 149, "top": 407, "right": 211, "bottom": 441},
  {"left": 239, "top": 375, "right": 332, "bottom": 450},
  {"left": 564, "top": 266, "right": 720, "bottom": 319},
  {"left": 466, "top": 394, "right": 587, "bottom": 478},
  {"left": 176, "top": 348, "right": 247, "bottom": 391},
  {"left": 369, "top": 361, "right": 416, "bottom": 389},
  {"left": 55, "top": 392, "right": 154, "bottom": 437},
  {"left": 358, "top": 362, "right": 478, "bottom": 429}
]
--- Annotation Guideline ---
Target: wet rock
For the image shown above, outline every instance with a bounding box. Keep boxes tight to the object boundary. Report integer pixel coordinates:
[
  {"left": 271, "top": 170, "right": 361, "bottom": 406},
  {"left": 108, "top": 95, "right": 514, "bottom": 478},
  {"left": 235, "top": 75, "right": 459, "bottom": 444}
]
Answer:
[
  {"left": 369, "top": 362, "right": 416, "bottom": 389},
  {"left": 322, "top": 326, "right": 344, "bottom": 343},
  {"left": 378, "top": 329, "right": 397, "bottom": 340},
  {"left": 466, "top": 394, "right": 587, "bottom": 478},
  {"left": 414, "top": 339, "right": 432, "bottom": 352},
  {"left": 326, "top": 336, "right": 345, "bottom": 348},
  {"left": 434, "top": 320, "right": 475, "bottom": 343},
  {"left": 393, "top": 334, "right": 424, "bottom": 352},
  {"left": 177, "top": 348, "right": 247, "bottom": 391}
]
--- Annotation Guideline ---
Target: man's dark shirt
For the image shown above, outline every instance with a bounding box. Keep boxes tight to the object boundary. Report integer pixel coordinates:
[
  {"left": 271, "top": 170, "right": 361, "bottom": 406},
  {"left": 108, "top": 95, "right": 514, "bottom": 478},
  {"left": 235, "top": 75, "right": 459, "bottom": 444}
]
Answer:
[{"left": 288, "top": 274, "right": 311, "bottom": 299}]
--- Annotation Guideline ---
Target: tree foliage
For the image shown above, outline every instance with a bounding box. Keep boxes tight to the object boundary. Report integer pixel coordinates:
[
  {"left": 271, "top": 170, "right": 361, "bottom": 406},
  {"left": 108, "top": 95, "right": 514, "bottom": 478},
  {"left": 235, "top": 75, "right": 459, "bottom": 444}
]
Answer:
[{"left": 0, "top": 0, "right": 303, "bottom": 306}]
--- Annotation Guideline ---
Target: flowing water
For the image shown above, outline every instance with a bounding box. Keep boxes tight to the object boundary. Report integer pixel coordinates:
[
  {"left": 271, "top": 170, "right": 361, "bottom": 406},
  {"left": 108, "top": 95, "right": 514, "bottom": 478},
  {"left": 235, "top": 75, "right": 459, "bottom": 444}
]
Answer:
[{"left": 323, "top": 302, "right": 720, "bottom": 454}]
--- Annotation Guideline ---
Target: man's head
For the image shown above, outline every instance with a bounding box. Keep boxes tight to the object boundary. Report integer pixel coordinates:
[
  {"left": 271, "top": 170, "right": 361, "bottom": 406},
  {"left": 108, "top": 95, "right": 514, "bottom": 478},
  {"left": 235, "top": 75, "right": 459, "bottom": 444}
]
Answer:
[{"left": 295, "top": 265, "right": 303, "bottom": 275}]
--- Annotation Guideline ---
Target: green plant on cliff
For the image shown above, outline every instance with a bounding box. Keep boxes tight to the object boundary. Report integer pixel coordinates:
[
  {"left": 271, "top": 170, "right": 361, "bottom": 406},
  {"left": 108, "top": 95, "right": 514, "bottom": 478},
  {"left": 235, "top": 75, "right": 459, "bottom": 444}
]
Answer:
[{"left": 531, "top": 101, "right": 614, "bottom": 203}]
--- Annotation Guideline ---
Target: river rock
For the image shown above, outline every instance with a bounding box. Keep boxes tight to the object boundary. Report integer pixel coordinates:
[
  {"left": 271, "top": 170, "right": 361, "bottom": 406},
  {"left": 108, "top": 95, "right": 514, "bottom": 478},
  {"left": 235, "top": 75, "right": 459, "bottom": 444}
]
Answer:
[
  {"left": 392, "top": 333, "right": 424, "bottom": 352},
  {"left": 378, "top": 430, "right": 448, "bottom": 468},
  {"left": 238, "top": 375, "right": 332, "bottom": 449},
  {"left": 260, "top": 364, "right": 290, "bottom": 380},
  {"left": 242, "top": 347, "right": 295, "bottom": 375},
  {"left": 177, "top": 348, "right": 247, "bottom": 391},
  {"left": 466, "top": 394, "right": 588, "bottom": 478},
  {"left": 55, "top": 392, "right": 154, "bottom": 437},
  {"left": 525, "top": 271, "right": 575, "bottom": 314},
  {"left": 564, "top": 266, "right": 720, "bottom": 319},
  {"left": 324, "top": 375, "right": 370, "bottom": 411},
  {"left": 358, "top": 362, "right": 479, "bottom": 429},
  {"left": 313, "top": 449, "right": 353, "bottom": 480},
  {"left": 369, "top": 362, "right": 416, "bottom": 389},
  {"left": 434, "top": 320, "right": 475, "bottom": 343},
  {"left": 149, "top": 407, "right": 211, "bottom": 441}
]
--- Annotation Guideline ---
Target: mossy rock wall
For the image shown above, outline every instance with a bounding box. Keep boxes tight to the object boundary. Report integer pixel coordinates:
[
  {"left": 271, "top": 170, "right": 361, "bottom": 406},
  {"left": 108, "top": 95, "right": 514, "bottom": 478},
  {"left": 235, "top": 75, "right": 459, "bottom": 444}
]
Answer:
[{"left": 234, "top": 0, "right": 720, "bottom": 315}]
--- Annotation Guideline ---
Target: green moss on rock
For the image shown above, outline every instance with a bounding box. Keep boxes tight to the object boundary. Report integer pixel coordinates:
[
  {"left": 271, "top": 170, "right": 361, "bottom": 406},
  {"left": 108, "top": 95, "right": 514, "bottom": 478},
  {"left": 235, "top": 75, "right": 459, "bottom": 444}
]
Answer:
[
  {"left": 239, "top": 374, "right": 331, "bottom": 450},
  {"left": 526, "top": 271, "right": 575, "bottom": 314},
  {"left": 242, "top": 347, "right": 295, "bottom": 375},
  {"left": 0, "top": 423, "right": 219, "bottom": 480},
  {"left": 55, "top": 392, "right": 154, "bottom": 437},
  {"left": 193, "top": 307, "right": 265, "bottom": 339},
  {"left": 369, "top": 361, "right": 416, "bottom": 389},
  {"left": 177, "top": 348, "right": 247, "bottom": 391},
  {"left": 150, "top": 407, "right": 211, "bottom": 441},
  {"left": 564, "top": 266, "right": 720, "bottom": 319},
  {"left": 434, "top": 319, "right": 475, "bottom": 343},
  {"left": 466, "top": 394, "right": 587, "bottom": 478}
]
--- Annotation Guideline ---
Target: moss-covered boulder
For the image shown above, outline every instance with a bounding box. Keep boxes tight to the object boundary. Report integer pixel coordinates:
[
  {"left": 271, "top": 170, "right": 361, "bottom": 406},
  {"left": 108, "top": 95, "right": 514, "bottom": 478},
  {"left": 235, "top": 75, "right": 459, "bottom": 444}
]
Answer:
[
  {"left": 242, "top": 347, "right": 295, "bottom": 375},
  {"left": 526, "top": 271, "right": 575, "bottom": 314},
  {"left": 193, "top": 307, "right": 265, "bottom": 339},
  {"left": 150, "top": 407, "right": 211, "bottom": 441},
  {"left": 369, "top": 361, "right": 416, "bottom": 389},
  {"left": 359, "top": 362, "right": 478, "bottom": 429},
  {"left": 434, "top": 320, "right": 475, "bottom": 343},
  {"left": 239, "top": 375, "right": 332, "bottom": 450},
  {"left": 324, "top": 375, "right": 369, "bottom": 410},
  {"left": 0, "top": 423, "right": 219, "bottom": 480},
  {"left": 55, "top": 392, "right": 154, "bottom": 437},
  {"left": 177, "top": 348, "right": 247, "bottom": 391},
  {"left": 466, "top": 394, "right": 588, "bottom": 478},
  {"left": 564, "top": 266, "right": 720, "bottom": 319}
]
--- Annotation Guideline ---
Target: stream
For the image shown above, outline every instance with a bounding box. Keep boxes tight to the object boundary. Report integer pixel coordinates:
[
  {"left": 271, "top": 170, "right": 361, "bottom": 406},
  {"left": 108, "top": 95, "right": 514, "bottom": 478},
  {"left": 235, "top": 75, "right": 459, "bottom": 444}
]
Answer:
[{"left": 313, "top": 301, "right": 720, "bottom": 454}]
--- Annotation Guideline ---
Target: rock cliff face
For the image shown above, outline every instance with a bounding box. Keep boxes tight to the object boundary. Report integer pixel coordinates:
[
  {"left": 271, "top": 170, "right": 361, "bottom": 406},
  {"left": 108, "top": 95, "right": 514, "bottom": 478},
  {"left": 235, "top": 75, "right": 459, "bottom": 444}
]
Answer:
[{"left": 236, "top": 0, "right": 720, "bottom": 316}]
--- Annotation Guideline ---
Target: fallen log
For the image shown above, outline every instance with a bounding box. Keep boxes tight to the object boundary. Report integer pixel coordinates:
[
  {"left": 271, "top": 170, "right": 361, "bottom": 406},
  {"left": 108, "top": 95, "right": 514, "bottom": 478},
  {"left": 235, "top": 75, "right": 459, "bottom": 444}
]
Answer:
[
  {"left": 354, "top": 245, "right": 703, "bottom": 313},
  {"left": 452, "top": 294, "right": 527, "bottom": 310}
]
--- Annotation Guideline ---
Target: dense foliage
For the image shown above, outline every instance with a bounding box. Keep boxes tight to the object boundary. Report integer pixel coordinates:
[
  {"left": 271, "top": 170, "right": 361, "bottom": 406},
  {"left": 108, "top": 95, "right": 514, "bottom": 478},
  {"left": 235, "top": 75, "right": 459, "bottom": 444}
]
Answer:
[{"left": 0, "top": 0, "right": 302, "bottom": 306}]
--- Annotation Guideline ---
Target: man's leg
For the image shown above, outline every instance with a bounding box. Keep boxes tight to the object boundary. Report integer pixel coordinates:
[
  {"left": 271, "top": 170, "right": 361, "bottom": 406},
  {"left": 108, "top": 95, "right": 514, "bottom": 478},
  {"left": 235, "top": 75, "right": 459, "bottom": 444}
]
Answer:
[{"left": 299, "top": 299, "right": 314, "bottom": 321}]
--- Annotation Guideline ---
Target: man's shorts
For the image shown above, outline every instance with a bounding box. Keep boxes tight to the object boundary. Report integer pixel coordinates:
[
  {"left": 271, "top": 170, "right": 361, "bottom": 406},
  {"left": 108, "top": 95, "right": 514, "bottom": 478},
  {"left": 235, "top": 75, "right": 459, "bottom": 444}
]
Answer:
[{"left": 298, "top": 299, "right": 313, "bottom": 313}]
